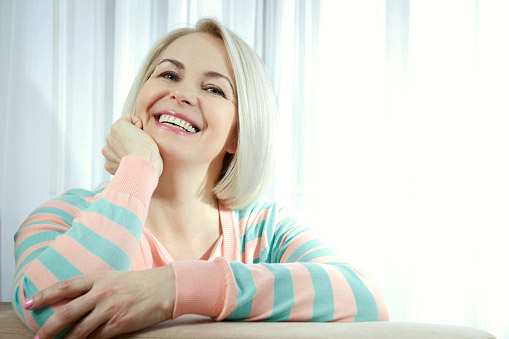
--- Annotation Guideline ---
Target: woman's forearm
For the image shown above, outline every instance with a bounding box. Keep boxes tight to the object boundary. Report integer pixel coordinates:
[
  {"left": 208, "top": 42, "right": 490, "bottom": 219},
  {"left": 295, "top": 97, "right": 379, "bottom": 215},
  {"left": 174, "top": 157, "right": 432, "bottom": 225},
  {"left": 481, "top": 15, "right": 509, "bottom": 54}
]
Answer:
[{"left": 12, "top": 156, "right": 158, "bottom": 331}]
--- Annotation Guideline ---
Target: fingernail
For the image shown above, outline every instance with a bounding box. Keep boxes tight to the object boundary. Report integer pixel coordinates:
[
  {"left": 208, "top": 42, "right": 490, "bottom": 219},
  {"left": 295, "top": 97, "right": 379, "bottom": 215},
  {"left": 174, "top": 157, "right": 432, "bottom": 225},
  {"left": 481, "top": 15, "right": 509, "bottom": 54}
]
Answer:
[
  {"left": 34, "top": 336, "right": 40, "bottom": 339},
  {"left": 23, "top": 298, "right": 34, "bottom": 309}
]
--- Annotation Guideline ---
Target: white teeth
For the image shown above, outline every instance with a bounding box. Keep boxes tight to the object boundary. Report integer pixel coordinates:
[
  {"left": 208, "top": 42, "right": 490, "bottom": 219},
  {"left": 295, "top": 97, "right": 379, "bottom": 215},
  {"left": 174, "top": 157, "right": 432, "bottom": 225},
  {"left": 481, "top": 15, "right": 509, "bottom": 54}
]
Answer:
[{"left": 158, "top": 114, "right": 197, "bottom": 133}]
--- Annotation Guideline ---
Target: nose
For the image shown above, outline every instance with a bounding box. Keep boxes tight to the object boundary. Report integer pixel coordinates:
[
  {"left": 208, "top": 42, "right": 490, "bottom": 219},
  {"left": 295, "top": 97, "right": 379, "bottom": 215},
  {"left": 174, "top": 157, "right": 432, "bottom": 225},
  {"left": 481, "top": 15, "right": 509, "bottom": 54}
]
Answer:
[{"left": 169, "top": 84, "right": 196, "bottom": 107}]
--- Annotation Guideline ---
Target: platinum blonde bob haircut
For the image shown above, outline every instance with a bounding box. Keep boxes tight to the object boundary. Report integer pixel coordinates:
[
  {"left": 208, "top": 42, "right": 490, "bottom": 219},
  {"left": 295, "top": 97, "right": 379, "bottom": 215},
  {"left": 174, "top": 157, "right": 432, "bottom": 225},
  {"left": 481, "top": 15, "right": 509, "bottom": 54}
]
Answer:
[{"left": 122, "top": 18, "right": 277, "bottom": 209}]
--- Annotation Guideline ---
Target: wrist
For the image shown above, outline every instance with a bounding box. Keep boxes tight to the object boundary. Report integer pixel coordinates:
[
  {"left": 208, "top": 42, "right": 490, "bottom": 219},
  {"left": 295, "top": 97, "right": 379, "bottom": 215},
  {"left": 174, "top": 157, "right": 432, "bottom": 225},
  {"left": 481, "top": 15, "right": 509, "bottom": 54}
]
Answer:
[
  {"left": 130, "top": 151, "right": 162, "bottom": 177},
  {"left": 154, "top": 265, "right": 176, "bottom": 320}
]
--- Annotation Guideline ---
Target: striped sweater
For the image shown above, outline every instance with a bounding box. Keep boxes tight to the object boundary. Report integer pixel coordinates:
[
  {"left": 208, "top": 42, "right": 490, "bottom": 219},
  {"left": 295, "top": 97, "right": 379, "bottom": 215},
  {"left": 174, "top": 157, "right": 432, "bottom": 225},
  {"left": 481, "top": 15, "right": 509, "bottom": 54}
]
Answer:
[{"left": 12, "top": 155, "right": 389, "bottom": 331}]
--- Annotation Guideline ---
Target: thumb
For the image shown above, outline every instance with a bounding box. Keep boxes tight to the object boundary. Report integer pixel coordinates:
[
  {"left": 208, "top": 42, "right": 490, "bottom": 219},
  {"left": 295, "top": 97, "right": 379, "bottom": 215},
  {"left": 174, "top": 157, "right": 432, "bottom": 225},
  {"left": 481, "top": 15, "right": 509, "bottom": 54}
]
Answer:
[{"left": 126, "top": 114, "right": 143, "bottom": 129}]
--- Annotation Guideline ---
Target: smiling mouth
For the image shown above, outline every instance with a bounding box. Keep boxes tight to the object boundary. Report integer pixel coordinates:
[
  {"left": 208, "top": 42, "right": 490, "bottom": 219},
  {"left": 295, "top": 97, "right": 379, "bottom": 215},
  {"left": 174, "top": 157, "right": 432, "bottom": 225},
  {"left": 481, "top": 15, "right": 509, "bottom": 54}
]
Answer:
[{"left": 155, "top": 114, "right": 200, "bottom": 133}]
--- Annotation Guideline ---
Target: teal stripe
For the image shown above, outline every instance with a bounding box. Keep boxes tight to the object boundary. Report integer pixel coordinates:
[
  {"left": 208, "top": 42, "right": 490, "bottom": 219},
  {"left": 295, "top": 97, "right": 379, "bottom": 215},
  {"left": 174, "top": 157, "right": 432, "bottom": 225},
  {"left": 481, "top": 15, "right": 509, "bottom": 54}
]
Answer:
[
  {"left": 240, "top": 223, "right": 265, "bottom": 254},
  {"left": 286, "top": 238, "right": 323, "bottom": 262},
  {"left": 15, "top": 247, "right": 48, "bottom": 282},
  {"left": 23, "top": 277, "right": 71, "bottom": 338},
  {"left": 298, "top": 248, "right": 340, "bottom": 262},
  {"left": 270, "top": 219, "right": 306, "bottom": 261},
  {"left": 12, "top": 286, "right": 27, "bottom": 325},
  {"left": 86, "top": 198, "right": 142, "bottom": 239},
  {"left": 15, "top": 231, "right": 61, "bottom": 262},
  {"left": 66, "top": 222, "right": 130, "bottom": 270},
  {"left": 227, "top": 262, "right": 257, "bottom": 320},
  {"left": 29, "top": 207, "right": 74, "bottom": 227},
  {"left": 271, "top": 228, "right": 309, "bottom": 263},
  {"left": 38, "top": 247, "right": 83, "bottom": 280},
  {"left": 302, "top": 263, "right": 335, "bottom": 322},
  {"left": 22, "top": 277, "right": 53, "bottom": 328},
  {"left": 65, "top": 188, "right": 95, "bottom": 198},
  {"left": 328, "top": 263, "right": 379, "bottom": 321},
  {"left": 253, "top": 248, "right": 269, "bottom": 263},
  {"left": 239, "top": 207, "right": 278, "bottom": 255},
  {"left": 55, "top": 195, "right": 91, "bottom": 209},
  {"left": 22, "top": 277, "right": 73, "bottom": 338},
  {"left": 261, "top": 264, "right": 295, "bottom": 321}
]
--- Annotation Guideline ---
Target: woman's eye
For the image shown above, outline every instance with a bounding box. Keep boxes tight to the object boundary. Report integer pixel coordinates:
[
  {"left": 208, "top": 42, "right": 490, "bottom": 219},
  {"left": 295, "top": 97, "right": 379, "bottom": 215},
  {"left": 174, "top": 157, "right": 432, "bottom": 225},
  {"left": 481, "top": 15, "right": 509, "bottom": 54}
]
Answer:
[
  {"left": 160, "top": 72, "right": 179, "bottom": 81},
  {"left": 205, "top": 86, "right": 225, "bottom": 97}
]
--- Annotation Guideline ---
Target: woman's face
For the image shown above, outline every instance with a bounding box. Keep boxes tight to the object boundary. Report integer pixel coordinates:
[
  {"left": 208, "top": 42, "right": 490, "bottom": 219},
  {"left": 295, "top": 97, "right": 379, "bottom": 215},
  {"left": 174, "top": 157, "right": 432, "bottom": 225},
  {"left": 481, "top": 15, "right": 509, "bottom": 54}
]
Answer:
[{"left": 136, "top": 32, "right": 237, "bottom": 168}]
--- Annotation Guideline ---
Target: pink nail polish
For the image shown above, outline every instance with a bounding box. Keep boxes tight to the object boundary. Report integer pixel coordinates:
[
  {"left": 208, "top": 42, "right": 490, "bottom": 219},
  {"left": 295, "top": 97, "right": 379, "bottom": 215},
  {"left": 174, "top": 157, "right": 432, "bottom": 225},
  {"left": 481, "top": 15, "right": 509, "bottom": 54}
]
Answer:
[
  {"left": 23, "top": 298, "right": 34, "bottom": 309},
  {"left": 34, "top": 335, "right": 40, "bottom": 339}
]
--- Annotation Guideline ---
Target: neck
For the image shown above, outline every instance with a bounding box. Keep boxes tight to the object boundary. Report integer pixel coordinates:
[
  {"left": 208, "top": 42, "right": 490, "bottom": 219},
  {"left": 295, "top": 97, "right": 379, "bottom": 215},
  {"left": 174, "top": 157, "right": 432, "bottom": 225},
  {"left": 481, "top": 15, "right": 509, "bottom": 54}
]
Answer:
[{"left": 146, "top": 155, "right": 224, "bottom": 241}]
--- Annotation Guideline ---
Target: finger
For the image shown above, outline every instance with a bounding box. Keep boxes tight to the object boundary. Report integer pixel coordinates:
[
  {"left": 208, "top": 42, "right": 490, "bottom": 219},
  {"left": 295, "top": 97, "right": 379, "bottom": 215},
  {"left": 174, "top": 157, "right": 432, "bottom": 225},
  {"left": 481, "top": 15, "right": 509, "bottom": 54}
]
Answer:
[
  {"left": 104, "top": 162, "right": 116, "bottom": 175},
  {"left": 30, "top": 276, "right": 92, "bottom": 310},
  {"left": 88, "top": 323, "right": 108, "bottom": 339},
  {"left": 105, "top": 133, "right": 113, "bottom": 146},
  {"left": 64, "top": 308, "right": 110, "bottom": 339},
  {"left": 36, "top": 295, "right": 95, "bottom": 339},
  {"left": 120, "top": 113, "right": 138, "bottom": 124},
  {"left": 89, "top": 321, "right": 126, "bottom": 339}
]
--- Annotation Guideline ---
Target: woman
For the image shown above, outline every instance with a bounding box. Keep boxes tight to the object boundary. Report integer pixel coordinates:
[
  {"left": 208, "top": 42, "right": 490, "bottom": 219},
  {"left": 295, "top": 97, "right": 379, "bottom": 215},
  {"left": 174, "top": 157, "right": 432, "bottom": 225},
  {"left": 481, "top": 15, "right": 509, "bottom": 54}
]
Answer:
[{"left": 12, "top": 18, "right": 389, "bottom": 338}]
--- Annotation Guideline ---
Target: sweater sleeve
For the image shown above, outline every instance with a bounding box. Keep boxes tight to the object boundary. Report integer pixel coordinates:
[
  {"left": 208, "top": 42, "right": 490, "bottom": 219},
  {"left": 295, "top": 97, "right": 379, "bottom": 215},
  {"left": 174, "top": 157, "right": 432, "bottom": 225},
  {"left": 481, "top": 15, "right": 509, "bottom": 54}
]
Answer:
[
  {"left": 170, "top": 203, "right": 389, "bottom": 322},
  {"left": 11, "top": 156, "right": 158, "bottom": 332}
]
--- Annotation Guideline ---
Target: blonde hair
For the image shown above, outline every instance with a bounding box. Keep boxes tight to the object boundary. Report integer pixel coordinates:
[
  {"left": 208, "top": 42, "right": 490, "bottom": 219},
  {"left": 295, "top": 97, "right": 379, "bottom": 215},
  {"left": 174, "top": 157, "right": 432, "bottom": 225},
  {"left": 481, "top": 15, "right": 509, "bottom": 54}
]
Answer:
[{"left": 123, "top": 18, "right": 276, "bottom": 209}]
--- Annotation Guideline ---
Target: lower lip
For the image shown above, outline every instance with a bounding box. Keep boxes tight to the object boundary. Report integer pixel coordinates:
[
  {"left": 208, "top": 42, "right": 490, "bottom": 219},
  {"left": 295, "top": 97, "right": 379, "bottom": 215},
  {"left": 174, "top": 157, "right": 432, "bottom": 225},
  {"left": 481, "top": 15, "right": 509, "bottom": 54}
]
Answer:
[{"left": 153, "top": 116, "right": 197, "bottom": 135}]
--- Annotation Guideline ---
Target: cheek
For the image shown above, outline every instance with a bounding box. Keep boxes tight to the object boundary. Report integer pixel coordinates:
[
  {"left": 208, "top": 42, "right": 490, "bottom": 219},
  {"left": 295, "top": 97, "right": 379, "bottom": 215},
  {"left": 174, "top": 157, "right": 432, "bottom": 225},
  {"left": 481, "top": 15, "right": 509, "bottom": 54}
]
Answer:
[{"left": 136, "top": 82, "right": 160, "bottom": 118}]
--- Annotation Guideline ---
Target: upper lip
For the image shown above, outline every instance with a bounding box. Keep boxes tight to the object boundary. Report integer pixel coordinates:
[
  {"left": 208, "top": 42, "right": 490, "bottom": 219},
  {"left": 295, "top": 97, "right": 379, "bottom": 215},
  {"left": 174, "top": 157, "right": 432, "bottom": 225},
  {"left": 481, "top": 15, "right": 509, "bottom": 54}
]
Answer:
[{"left": 152, "top": 110, "right": 201, "bottom": 131}]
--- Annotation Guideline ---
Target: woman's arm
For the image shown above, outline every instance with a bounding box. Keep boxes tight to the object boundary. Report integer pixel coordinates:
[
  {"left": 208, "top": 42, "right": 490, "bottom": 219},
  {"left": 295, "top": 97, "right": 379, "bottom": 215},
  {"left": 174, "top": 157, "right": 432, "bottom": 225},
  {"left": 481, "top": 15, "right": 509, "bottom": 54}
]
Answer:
[
  {"left": 170, "top": 204, "right": 389, "bottom": 322},
  {"left": 11, "top": 156, "right": 158, "bottom": 331}
]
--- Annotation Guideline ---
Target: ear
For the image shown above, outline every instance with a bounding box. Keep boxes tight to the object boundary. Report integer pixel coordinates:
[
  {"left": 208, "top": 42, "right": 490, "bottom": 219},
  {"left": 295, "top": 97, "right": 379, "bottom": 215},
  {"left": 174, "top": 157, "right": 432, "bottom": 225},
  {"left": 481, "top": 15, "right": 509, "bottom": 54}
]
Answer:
[{"left": 225, "top": 129, "right": 238, "bottom": 155}]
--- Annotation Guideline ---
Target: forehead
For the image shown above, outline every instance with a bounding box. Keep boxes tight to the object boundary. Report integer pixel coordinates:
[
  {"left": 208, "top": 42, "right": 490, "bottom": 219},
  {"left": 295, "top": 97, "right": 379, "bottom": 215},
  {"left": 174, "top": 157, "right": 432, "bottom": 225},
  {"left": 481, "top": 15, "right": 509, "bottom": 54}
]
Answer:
[{"left": 159, "top": 33, "right": 234, "bottom": 79}]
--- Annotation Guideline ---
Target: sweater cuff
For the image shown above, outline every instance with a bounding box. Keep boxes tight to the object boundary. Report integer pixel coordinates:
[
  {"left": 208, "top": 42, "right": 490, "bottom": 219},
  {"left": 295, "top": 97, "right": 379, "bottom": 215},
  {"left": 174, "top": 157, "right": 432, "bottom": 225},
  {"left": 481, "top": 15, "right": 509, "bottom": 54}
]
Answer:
[
  {"left": 105, "top": 155, "right": 158, "bottom": 207},
  {"left": 171, "top": 260, "right": 226, "bottom": 318}
]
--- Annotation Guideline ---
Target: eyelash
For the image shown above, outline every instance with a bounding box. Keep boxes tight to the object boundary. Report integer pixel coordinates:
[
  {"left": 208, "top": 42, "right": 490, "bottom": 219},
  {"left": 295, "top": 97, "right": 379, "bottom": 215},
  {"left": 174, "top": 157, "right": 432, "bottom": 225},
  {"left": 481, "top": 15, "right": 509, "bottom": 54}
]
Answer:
[{"left": 158, "top": 71, "right": 226, "bottom": 98}]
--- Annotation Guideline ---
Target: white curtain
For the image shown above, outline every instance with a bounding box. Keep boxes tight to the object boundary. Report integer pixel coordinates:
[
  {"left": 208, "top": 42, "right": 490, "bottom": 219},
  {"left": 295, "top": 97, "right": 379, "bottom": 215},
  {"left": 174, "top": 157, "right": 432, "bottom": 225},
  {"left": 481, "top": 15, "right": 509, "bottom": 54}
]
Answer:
[{"left": 1, "top": 1, "right": 507, "bottom": 337}]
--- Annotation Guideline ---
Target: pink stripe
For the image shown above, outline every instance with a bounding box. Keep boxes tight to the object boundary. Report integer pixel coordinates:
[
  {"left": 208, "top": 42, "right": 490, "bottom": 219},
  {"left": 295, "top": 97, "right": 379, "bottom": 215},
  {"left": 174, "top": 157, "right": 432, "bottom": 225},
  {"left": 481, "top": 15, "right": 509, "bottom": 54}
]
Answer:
[
  {"left": 278, "top": 228, "right": 294, "bottom": 249},
  {"left": 52, "top": 236, "right": 112, "bottom": 274},
  {"left": 243, "top": 232, "right": 268, "bottom": 262},
  {"left": 248, "top": 264, "right": 274, "bottom": 320},
  {"left": 131, "top": 233, "right": 154, "bottom": 270},
  {"left": 21, "top": 213, "right": 69, "bottom": 230},
  {"left": 25, "top": 259, "right": 59, "bottom": 291},
  {"left": 238, "top": 208, "right": 271, "bottom": 236},
  {"left": 218, "top": 202, "right": 242, "bottom": 261},
  {"left": 14, "top": 264, "right": 31, "bottom": 286},
  {"left": 287, "top": 264, "right": 314, "bottom": 321},
  {"left": 322, "top": 264, "right": 357, "bottom": 322},
  {"left": 172, "top": 260, "right": 226, "bottom": 318},
  {"left": 37, "top": 200, "right": 82, "bottom": 218},
  {"left": 308, "top": 256, "right": 342, "bottom": 264},
  {"left": 14, "top": 222, "right": 62, "bottom": 252},
  {"left": 78, "top": 211, "right": 138, "bottom": 255},
  {"left": 215, "top": 258, "right": 239, "bottom": 321},
  {"left": 279, "top": 229, "right": 310, "bottom": 263}
]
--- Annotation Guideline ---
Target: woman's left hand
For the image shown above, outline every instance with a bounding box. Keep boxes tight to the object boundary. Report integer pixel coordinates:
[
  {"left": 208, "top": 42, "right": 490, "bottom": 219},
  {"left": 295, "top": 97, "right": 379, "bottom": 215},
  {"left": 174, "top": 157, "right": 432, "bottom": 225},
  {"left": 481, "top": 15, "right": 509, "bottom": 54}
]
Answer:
[{"left": 25, "top": 266, "right": 175, "bottom": 339}]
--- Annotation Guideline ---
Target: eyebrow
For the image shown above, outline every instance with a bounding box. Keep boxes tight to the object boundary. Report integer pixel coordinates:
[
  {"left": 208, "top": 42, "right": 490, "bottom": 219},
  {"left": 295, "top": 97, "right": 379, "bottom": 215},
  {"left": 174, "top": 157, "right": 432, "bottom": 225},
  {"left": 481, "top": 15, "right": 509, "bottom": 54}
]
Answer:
[{"left": 158, "top": 58, "right": 235, "bottom": 93}]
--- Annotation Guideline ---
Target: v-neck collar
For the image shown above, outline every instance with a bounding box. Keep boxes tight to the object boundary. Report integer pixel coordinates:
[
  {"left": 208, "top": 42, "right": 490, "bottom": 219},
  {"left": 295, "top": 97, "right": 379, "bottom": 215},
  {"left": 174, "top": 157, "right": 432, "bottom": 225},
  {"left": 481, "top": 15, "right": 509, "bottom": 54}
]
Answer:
[{"left": 140, "top": 200, "right": 239, "bottom": 265}]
